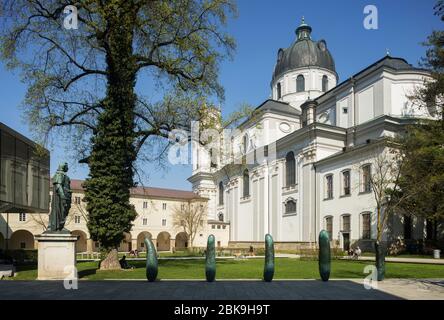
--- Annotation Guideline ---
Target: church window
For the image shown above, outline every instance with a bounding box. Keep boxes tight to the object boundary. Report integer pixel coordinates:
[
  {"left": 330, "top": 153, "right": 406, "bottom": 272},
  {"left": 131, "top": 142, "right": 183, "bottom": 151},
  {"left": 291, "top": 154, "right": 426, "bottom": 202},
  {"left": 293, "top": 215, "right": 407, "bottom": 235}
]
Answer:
[
  {"left": 325, "top": 174, "right": 333, "bottom": 199},
  {"left": 243, "top": 169, "right": 250, "bottom": 197},
  {"left": 297, "top": 75, "right": 305, "bottom": 92},
  {"left": 285, "top": 152, "right": 296, "bottom": 187},
  {"left": 342, "top": 170, "right": 351, "bottom": 196},
  {"left": 285, "top": 199, "right": 297, "bottom": 214},
  {"left": 277, "top": 82, "right": 282, "bottom": 99},
  {"left": 361, "top": 164, "right": 372, "bottom": 193},
  {"left": 218, "top": 181, "right": 224, "bottom": 206},
  {"left": 322, "top": 75, "right": 328, "bottom": 92},
  {"left": 361, "top": 213, "right": 371, "bottom": 239},
  {"left": 325, "top": 216, "right": 333, "bottom": 240}
]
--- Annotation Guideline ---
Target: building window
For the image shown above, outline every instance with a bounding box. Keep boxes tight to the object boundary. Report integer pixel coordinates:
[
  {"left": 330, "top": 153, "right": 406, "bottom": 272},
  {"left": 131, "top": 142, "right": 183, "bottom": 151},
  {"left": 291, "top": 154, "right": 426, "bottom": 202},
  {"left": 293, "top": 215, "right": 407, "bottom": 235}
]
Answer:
[
  {"left": 362, "top": 164, "right": 372, "bottom": 193},
  {"left": 342, "top": 215, "right": 351, "bottom": 232},
  {"left": 296, "top": 75, "right": 305, "bottom": 92},
  {"left": 19, "top": 213, "right": 26, "bottom": 222},
  {"left": 404, "top": 215, "right": 412, "bottom": 240},
  {"left": 325, "top": 174, "right": 333, "bottom": 199},
  {"left": 74, "top": 196, "right": 81, "bottom": 205},
  {"left": 143, "top": 201, "right": 148, "bottom": 209},
  {"left": 285, "top": 199, "right": 297, "bottom": 214},
  {"left": 277, "top": 82, "right": 282, "bottom": 99},
  {"left": 162, "top": 219, "right": 167, "bottom": 226},
  {"left": 162, "top": 203, "right": 167, "bottom": 210},
  {"left": 142, "top": 218, "right": 147, "bottom": 226},
  {"left": 362, "top": 213, "right": 371, "bottom": 239},
  {"left": 322, "top": 75, "right": 328, "bottom": 92},
  {"left": 342, "top": 107, "right": 348, "bottom": 114},
  {"left": 342, "top": 170, "right": 350, "bottom": 196},
  {"left": 285, "top": 151, "right": 296, "bottom": 187},
  {"left": 222, "top": 225, "right": 226, "bottom": 229},
  {"left": 218, "top": 212, "right": 224, "bottom": 222},
  {"left": 74, "top": 215, "right": 81, "bottom": 224},
  {"left": 243, "top": 135, "right": 248, "bottom": 154},
  {"left": 212, "top": 225, "right": 215, "bottom": 229},
  {"left": 243, "top": 169, "right": 250, "bottom": 197},
  {"left": 325, "top": 216, "right": 333, "bottom": 240},
  {"left": 217, "top": 225, "right": 221, "bottom": 229},
  {"left": 218, "top": 181, "right": 224, "bottom": 206}
]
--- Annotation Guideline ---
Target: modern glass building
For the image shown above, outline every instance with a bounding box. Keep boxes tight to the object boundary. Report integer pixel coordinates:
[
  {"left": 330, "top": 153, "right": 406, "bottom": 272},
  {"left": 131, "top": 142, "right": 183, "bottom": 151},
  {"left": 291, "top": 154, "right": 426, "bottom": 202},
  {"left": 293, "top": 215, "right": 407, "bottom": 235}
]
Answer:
[{"left": 0, "top": 122, "right": 50, "bottom": 213}]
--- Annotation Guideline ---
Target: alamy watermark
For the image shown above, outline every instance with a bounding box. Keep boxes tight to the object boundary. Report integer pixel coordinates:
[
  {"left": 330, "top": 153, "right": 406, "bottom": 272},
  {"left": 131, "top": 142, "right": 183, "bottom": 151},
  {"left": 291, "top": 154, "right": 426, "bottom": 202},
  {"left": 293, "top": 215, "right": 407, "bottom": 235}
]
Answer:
[{"left": 363, "top": 5, "right": 378, "bottom": 30}]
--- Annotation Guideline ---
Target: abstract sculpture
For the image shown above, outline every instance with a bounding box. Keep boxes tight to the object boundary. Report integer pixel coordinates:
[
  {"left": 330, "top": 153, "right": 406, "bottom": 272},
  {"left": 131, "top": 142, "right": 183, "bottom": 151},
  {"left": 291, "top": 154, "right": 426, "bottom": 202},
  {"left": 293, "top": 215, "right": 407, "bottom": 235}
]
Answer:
[
  {"left": 263, "top": 234, "right": 275, "bottom": 282},
  {"left": 145, "top": 237, "right": 158, "bottom": 282},
  {"left": 318, "top": 230, "right": 331, "bottom": 282},
  {"left": 205, "top": 234, "right": 216, "bottom": 282}
]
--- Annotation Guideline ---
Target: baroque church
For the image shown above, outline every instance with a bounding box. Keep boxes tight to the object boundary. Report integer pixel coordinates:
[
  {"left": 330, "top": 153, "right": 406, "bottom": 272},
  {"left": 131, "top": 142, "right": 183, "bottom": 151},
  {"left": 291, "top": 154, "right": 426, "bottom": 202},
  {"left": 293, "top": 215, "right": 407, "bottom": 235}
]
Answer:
[{"left": 188, "top": 19, "right": 437, "bottom": 251}]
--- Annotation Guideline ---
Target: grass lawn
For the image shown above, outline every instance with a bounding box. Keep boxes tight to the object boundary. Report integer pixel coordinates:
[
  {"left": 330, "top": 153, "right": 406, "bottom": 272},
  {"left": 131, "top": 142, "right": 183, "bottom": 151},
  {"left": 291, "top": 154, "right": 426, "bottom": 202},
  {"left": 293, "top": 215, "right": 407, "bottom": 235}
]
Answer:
[{"left": 11, "top": 258, "right": 444, "bottom": 280}]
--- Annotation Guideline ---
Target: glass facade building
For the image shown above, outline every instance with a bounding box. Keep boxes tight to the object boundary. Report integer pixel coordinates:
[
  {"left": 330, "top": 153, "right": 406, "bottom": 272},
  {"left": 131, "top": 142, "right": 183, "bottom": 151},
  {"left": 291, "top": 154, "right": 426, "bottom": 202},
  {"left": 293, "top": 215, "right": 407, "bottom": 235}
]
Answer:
[{"left": 0, "top": 123, "right": 50, "bottom": 213}]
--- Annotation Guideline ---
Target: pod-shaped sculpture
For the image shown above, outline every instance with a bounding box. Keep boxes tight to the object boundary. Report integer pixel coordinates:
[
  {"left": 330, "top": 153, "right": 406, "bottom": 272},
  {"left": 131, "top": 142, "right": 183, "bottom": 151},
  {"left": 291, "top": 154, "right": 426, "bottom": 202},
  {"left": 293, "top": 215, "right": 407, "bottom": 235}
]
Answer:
[
  {"left": 375, "top": 241, "right": 385, "bottom": 281},
  {"left": 145, "top": 237, "right": 158, "bottom": 282},
  {"left": 318, "top": 230, "right": 331, "bottom": 282},
  {"left": 205, "top": 234, "right": 216, "bottom": 282},
  {"left": 263, "top": 234, "right": 275, "bottom": 282}
]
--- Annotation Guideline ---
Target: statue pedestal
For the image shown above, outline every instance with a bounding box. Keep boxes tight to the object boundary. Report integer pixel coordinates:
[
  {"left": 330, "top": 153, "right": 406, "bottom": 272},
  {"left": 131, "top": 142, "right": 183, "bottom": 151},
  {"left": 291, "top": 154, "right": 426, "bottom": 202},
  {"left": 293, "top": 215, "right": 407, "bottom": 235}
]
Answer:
[{"left": 35, "top": 232, "right": 79, "bottom": 280}]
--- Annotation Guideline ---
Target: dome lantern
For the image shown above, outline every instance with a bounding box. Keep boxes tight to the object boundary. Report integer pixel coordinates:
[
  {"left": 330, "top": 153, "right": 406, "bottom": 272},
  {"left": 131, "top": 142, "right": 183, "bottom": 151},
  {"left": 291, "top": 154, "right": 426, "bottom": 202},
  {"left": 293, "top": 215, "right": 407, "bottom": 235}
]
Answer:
[{"left": 296, "top": 17, "right": 312, "bottom": 41}]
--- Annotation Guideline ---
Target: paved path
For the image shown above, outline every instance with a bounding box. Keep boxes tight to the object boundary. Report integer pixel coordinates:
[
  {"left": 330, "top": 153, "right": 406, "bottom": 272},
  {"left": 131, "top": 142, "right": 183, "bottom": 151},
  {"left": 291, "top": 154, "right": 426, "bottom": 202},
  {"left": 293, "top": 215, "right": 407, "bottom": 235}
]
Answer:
[
  {"left": 0, "top": 279, "right": 442, "bottom": 300},
  {"left": 342, "top": 256, "right": 444, "bottom": 265}
]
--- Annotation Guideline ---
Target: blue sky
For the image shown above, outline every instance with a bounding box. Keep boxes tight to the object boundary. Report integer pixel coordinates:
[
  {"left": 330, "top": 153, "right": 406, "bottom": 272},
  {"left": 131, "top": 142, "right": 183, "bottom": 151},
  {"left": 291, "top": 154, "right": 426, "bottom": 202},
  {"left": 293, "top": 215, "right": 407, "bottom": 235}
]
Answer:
[{"left": 0, "top": 0, "right": 441, "bottom": 190}]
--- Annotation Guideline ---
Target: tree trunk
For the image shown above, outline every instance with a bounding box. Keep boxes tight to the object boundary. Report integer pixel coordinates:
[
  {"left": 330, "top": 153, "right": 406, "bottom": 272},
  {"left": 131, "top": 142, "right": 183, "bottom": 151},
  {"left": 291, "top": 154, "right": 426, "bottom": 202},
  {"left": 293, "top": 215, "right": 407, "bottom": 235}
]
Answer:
[
  {"left": 375, "top": 241, "right": 386, "bottom": 281},
  {"left": 100, "top": 249, "right": 121, "bottom": 270}
]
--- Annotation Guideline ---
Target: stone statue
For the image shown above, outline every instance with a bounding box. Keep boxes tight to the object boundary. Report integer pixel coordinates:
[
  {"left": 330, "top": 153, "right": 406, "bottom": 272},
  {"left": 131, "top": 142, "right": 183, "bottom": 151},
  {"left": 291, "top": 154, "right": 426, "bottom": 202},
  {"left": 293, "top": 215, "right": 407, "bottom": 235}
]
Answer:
[{"left": 47, "top": 162, "right": 72, "bottom": 233}]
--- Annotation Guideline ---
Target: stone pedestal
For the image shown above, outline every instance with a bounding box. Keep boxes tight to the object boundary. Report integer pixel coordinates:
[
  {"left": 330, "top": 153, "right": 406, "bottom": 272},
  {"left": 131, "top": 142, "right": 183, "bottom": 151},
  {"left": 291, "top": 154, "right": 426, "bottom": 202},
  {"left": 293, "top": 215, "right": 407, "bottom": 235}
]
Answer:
[{"left": 35, "top": 232, "right": 79, "bottom": 280}]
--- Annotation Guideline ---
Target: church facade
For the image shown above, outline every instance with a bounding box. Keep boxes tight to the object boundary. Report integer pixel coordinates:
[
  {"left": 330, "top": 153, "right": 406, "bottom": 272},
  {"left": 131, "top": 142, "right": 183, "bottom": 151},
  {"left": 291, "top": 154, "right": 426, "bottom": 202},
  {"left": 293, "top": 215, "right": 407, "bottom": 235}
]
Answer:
[{"left": 188, "top": 20, "right": 437, "bottom": 250}]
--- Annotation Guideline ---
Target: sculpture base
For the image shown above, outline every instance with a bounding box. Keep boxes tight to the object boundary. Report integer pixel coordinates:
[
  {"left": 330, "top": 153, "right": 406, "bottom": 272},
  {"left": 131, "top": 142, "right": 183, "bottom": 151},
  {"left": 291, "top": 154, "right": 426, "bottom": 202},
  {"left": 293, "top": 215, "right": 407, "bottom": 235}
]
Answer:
[{"left": 35, "top": 232, "right": 79, "bottom": 280}]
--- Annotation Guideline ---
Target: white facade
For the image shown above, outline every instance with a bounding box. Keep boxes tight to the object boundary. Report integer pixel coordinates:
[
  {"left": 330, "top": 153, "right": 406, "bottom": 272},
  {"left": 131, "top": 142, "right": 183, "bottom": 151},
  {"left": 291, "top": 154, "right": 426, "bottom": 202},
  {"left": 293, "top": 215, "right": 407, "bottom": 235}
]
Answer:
[{"left": 189, "top": 21, "right": 436, "bottom": 250}]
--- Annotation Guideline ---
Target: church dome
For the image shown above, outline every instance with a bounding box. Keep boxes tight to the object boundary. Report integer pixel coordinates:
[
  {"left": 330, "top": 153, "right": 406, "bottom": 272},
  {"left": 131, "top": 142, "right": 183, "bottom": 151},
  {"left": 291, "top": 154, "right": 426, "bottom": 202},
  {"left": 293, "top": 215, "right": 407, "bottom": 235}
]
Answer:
[{"left": 273, "top": 18, "right": 336, "bottom": 81}]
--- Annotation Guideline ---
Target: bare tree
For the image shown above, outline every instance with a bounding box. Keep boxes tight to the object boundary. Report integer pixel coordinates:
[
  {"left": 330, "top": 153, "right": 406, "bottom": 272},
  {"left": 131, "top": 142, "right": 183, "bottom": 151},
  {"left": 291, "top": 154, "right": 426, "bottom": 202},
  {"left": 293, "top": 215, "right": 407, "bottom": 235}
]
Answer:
[
  {"left": 355, "top": 142, "right": 414, "bottom": 279},
  {"left": 172, "top": 201, "right": 207, "bottom": 248}
]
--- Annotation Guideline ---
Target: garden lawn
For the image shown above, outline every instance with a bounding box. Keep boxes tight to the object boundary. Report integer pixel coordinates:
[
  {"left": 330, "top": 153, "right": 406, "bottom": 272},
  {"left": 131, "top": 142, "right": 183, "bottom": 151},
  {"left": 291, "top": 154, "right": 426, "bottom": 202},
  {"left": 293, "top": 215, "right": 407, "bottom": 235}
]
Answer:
[{"left": 11, "top": 258, "right": 444, "bottom": 280}]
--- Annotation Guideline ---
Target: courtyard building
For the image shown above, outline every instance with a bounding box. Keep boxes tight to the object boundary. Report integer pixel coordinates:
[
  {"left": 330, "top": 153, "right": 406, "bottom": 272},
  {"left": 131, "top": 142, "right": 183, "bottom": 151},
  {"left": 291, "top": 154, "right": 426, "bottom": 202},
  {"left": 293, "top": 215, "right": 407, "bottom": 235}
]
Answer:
[{"left": 0, "top": 179, "right": 229, "bottom": 253}]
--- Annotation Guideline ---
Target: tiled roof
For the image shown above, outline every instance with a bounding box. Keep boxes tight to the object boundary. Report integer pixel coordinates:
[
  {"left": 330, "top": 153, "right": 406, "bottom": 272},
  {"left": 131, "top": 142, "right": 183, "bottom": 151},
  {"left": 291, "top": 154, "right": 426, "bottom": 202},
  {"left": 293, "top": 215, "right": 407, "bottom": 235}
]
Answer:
[{"left": 70, "top": 179, "right": 204, "bottom": 200}]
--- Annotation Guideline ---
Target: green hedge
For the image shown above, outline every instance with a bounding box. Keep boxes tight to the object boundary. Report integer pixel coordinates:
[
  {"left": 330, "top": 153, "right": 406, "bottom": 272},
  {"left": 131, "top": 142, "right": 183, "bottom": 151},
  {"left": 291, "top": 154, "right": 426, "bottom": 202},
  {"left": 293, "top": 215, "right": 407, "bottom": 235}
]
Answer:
[{"left": 0, "top": 249, "right": 37, "bottom": 265}]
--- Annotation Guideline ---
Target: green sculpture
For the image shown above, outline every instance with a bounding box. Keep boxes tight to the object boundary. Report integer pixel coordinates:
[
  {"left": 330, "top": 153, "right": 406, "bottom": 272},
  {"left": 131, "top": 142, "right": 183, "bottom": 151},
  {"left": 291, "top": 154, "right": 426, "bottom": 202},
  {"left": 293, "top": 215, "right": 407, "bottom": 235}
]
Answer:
[
  {"left": 205, "top": 234, "right": 216, "bottom": 282},
  {"left": 318, "top": 230, "right": 331, "bottom": 282},
  {"left": 47, "top": 162, "right": 72, "bottom": 233},
  {"left": 263, "top": 234, "right": 275, "bottom": 282},
  {"left": 144, "top": 237, "right": 158, "bottom": 282},
  {"left": 375, "top": 241, "right": 385, "bottom": 281}
]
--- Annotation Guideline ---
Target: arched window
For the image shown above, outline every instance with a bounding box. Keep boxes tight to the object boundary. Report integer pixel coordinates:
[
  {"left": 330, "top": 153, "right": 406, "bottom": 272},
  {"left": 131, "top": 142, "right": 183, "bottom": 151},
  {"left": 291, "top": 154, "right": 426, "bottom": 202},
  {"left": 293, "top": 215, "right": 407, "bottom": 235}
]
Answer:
[
  {"left": 218, "top": 181, "right": 224, "bottom": 206},
  {"left": 243, "top": 135, "right": 248, "bottom": 154},
  {"left": 218, "top": 212, "right": 224, "bottom": 222},
  {"left": 322, "top": 75, "right": 328, "bottom": 92},
  {"left": 324, "top": 174, "right": 333, "bottom": 199},
  {"left": 277, "top": 82, "right": 282, "bottom": 99},
  {"left": 243, "top": 169, "right": 250, "bottom": 198},
  {"left": 285, "top": 199, "right": 297, "bottom": 214},
  {"left": 296, "top": 75, "right": 305, "bottom": 92},
  {"left": 361, "top": 212, "right": 371, "bottom": 239},
  {"left": 342, "top": 214, "right": 351, "bottom": 232},
  {"left": 285, "top": 152, "right": 296, "bottom": 187},
  {"left": 325, "top": 216, "right": 333, "bottom": 240},
  {"left": 361, "top": 164, "right": 372, "bottom": 192}
]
